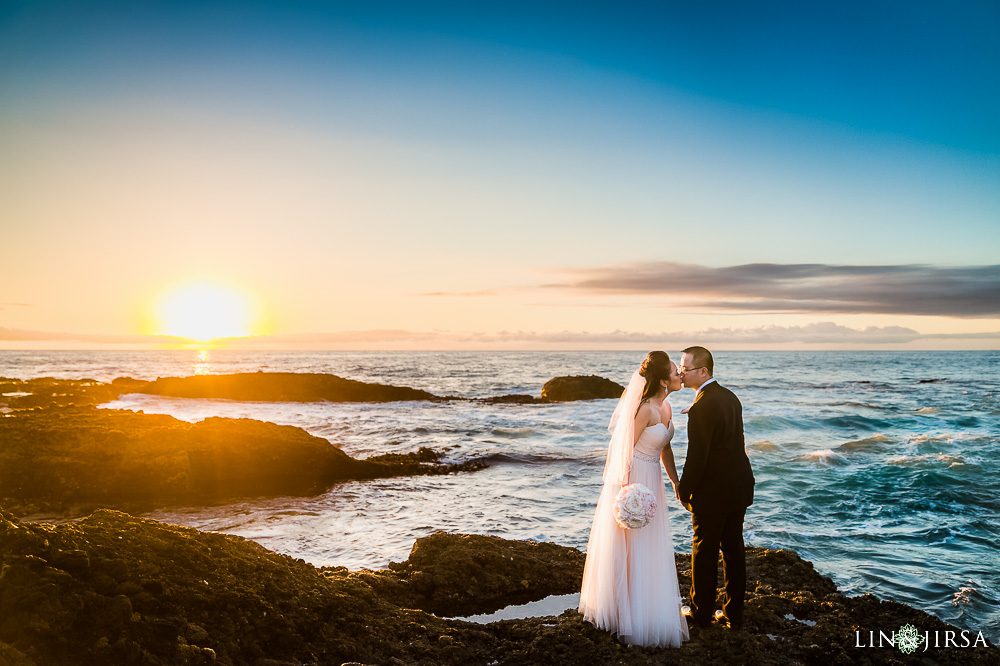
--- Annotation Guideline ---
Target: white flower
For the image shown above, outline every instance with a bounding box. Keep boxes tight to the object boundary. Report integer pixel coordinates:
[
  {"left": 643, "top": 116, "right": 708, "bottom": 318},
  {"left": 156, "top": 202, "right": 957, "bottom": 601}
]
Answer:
[{"left": 613, "top": 483, "right": 656, "bottom": 530}]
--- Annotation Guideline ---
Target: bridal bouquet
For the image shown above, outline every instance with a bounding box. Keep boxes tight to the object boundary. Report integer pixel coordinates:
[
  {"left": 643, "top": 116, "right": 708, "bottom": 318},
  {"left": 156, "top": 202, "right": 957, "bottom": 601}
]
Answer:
[{"left": 613, "top": 483, "right": 657, "bottom": 529}]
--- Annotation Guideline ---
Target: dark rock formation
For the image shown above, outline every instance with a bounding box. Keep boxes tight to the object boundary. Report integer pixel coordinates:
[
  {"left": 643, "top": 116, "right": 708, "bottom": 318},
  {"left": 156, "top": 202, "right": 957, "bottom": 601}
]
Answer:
[
  {"left": 0, "top": 511, "right": 994, "bottom": 666},
  {"left": 0, "top": 377, "right": 122, "bottom": 410},
  {"left": 479, "top": 394, "right": 541, "bottom": 404},
  {"left": 540, "top": 375, "right": 625, "bottom": 402},
  {"left": 358, "top": 532, "right": 588, "bottom": 616},
  {"left": 0, "top": 508, "right": 481, "bottom": 665},
  {"left": 137, "top": 372, "right": 441, "bottom": 403},
  {"left": 110, "top": 377, "right": 150, "bottom": 393},
  {"left": 1, "top": 374, "right": 630, "bottom": 411},
  {"left": 0, "top": 407, "right": 485, "bottom": 517},
  {"left": 0, "top": 373, "right": 446, "bottom": 413}
]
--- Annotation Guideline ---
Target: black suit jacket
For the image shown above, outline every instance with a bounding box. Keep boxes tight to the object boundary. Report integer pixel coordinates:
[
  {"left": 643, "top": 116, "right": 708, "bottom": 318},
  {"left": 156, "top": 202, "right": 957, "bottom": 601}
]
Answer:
[{"left": 678, "top": 381, "right": 755, "bottom": 514}]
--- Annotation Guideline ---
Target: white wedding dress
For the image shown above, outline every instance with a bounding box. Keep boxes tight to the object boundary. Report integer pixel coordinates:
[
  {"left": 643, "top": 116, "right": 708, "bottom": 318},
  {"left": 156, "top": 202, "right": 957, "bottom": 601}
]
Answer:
[{"left": 579, "top": 420, "right": 690, "bottom": 647}]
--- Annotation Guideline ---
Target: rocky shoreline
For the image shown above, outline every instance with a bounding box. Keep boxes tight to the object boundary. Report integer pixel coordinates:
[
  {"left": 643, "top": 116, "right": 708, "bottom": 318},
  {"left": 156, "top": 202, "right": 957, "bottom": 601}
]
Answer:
[
  {"left": 0, "top": 508, "right": 995, "bottom": 666},
  {"left": 0, "top": 372, "right": 625, "bottom": 411},
  {"left": 0, "top": 406, "right": 485, "bottom": 518},
  {"left": 0, "top": 372, "right": 622, "bottom": 518},
  {"left": 1, "top": 373, "right": 995, "bottom": 664}
]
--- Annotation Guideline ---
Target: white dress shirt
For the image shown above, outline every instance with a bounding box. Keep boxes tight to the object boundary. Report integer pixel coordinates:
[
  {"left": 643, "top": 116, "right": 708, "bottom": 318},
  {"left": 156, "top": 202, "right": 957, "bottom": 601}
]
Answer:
[{"left": 695, "top": 377, "right": 717, "bottom": 399}]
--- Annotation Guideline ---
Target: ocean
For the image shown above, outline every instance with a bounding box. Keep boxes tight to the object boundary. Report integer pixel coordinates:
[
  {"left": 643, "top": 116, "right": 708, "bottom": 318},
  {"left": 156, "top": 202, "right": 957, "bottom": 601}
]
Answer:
[{"left": 1, "top": 349, "right": 997, "bottom": 633}]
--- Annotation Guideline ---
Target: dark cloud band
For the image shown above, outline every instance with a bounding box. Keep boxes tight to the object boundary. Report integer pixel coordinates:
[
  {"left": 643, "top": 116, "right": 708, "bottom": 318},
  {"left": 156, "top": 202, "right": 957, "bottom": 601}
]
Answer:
[{"left": 546, "top": 262, "right": 1000, "bottom": 317}]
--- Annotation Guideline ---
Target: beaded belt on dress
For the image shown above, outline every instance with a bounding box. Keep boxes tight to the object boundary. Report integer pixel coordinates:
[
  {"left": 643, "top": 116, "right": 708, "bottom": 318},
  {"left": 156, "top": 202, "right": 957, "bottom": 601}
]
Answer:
[{"left": 633, "top": 450, "right": 659, "bottom": 462}]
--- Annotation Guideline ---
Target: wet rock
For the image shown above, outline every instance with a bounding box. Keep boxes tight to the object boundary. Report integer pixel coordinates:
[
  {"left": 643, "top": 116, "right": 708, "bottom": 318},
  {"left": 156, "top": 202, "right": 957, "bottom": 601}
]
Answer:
[
  {"left": 110, "top": 377, "right": 150, "bottom": 393},
  {"left": 0, "top": 508, "right": 994, "bottom": 665},
  {"left": 0, "top": 377, "right": 120, "bottom": 411},
  {"left": 364, "top": 446, "right": 440, "bottom": 464},
  {"left": 136, "top": 372, "right": 441, "bottom": 403},
  {"left": 364, "top": 532, "right": 587, "bottom": 616},
  {"left": 479, "top": 395, "right": 541, "bottom": 404},
  {"left": 0, "top": 509, "right": 504, "bottom": 664},
  {"left": 0, "top": 372, "right": 450, "bottom": 414},
  {"left": 50, "top": 550, "right": 90, "bottom": 577},
  {"left": 0, "top": 641, "right": 34, "bottom": 666},
  {"left": 0, "top": 407, "right": 485, "bottom": 517},
  {"left": 540, "top": 375, "right": 624, "bottom": 402},
  {"left": 185, "top": 622, "right": 209, "bottom": 643}
]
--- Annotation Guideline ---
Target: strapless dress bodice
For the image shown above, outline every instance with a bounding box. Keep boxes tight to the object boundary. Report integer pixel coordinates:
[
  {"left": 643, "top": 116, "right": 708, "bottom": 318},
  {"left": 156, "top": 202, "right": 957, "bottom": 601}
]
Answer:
[{"left": 634, "top": 421, "right": 673, "bottom": 461}]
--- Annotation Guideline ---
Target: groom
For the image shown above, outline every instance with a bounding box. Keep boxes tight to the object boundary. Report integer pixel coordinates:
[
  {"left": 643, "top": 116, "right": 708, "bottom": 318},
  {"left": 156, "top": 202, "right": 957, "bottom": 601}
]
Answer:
[{"left": 676, "top": 346, "right": 755, "bottom": 630}]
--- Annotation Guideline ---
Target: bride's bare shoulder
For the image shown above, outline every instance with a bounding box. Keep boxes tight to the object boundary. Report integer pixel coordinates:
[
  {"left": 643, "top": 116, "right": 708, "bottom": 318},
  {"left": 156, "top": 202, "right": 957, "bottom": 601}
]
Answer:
[
  {"left": 634, "top": 401, "right": 659, "bottom": 426},
  {"left": 635, "top": 402, "right": 662, "bottom": 426}
]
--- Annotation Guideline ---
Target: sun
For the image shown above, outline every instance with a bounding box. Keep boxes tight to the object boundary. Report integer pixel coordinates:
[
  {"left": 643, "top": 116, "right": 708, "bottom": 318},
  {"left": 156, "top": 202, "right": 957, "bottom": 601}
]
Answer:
[{"left": 155, "top": 282, "right": 254, "bottom": 342}]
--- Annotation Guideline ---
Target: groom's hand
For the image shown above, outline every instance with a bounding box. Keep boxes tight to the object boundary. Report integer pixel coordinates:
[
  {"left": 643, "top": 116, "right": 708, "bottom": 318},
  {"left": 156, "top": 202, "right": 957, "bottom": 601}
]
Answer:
[{"left": 680, "top": 406, "right": 691, "bottom": 414}]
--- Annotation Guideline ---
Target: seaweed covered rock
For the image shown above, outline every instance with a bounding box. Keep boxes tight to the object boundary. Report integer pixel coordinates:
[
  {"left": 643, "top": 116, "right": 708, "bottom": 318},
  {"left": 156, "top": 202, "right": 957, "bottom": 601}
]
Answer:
[
  {"left": 0, "top": 509, "right": 493, "bottom": 665},
  {"left": 0, "top": 509, "right": 994, "bottom": 665},
  {"left": 137, "top": 372, "right": 441, "bottom": 403},
  {"left": 540, "top": 375, "right": 625, "bottom": 402},
  {"left": 0, "top": 407, "right": 485, "bottom": 516}
]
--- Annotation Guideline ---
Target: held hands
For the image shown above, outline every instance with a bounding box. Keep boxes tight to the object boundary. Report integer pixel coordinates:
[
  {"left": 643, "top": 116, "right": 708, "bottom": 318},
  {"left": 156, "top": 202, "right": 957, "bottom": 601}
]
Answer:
[{"left": 671, "top": 481, "right": 682, "bottom": 504}]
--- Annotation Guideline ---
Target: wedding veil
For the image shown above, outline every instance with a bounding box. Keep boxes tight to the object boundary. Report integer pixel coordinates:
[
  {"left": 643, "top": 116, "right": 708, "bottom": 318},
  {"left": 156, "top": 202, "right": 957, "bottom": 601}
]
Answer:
[
  {"left": 604, "top": 368, "right": 645, "bottom": 487},
  {"left": 579, "top": 367, "right": 646, "bottom": 635}
]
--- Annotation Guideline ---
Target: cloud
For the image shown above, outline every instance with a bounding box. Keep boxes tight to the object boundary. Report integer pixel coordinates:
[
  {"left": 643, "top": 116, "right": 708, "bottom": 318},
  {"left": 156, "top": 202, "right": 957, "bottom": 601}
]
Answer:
[
  {"left": 417, "top": 290, "right": 496, "bottom": 297},
  {"left": 229, "top": 330, "right": 450, "bottom": 344},
  {"left": 223, "top": 324, "right": 1000, "bottom": 346},
  {"left": 668, "top": 323, "right": 922, "bottom": 344},
  {"left": 544, "top": 262, "right": 1000, "bottom": 317},
  {"left": 4, "top": 325, "right": 998, "bottom": 349},
  {"left": 0, "top": 328, "right": 185, "bottom": 344}
]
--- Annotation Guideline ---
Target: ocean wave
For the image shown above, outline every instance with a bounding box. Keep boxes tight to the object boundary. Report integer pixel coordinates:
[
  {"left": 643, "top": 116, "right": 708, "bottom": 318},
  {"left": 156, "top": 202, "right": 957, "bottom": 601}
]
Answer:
[
  {"left": 745, "top": 415, "right": 812, "bottom": 431},
  {"left": 820, "top": 415, "right": 896, "bottom": 431},
  {"left": 970, "top": 392, "right": 1000, "bottom": 415},
  {"left": 887, "top": 453, "right": 966, "bottom": 467},
  {"left": 793, "top": 449, "right": 849, "bottom": 465},
  {"left": 910, "top": 433, "right": 952, "bottom": 444},
  {"left": 490, "top": 427, "right": 536, "bottom": 438},
  {"left": 810, "top": 380, "right": 896, "bottom": 391},
  {"left": 836, "top": 434, "right": 893, "bottom": 452},
  {"left": 483, "top": 452, "right": 585, "bottom": 466},
  {"left": 749, "top": 440, "right": 780, "bottom": 452},
  {"left": 953, "top": 586, "right": 976, "bottom": 605}
]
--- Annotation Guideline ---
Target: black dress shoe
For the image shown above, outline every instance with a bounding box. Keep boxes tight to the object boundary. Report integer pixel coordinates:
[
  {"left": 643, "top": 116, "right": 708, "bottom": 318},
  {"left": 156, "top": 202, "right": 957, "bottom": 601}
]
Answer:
[
  {"left": 690, "top": 615, "right": 713, "bottom": 629},
  {"left": 713, "top": 612, "right": 743, "bottom": 630},
  {"left": 683, "top": 605, "right": 713, "bottom": 628}
]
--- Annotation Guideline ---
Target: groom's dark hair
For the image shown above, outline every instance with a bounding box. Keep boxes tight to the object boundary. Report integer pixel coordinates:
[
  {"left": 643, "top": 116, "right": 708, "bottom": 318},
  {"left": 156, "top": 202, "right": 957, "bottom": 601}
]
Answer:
[{"left": 683, "top": 346, "right": 714, "bottom": 376}]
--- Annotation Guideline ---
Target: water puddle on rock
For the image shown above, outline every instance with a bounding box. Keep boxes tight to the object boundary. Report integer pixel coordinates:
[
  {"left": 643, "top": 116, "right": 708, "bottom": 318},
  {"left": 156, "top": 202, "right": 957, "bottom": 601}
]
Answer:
[{"left": 446, "top": 593, "right": 581, "bottom": 624}]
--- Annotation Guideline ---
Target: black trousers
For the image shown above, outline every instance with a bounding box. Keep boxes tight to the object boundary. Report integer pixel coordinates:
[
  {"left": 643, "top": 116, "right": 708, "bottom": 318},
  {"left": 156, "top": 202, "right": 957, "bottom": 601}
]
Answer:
[{"left": 690, "top": 508, "right": 747, "bottom": 626}]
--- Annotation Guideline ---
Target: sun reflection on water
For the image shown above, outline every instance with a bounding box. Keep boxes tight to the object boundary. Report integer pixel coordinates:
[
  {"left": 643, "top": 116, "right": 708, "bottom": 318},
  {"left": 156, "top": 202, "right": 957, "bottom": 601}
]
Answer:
[{"left": 194, "top": 350, "right": 211, "bottom": 375}]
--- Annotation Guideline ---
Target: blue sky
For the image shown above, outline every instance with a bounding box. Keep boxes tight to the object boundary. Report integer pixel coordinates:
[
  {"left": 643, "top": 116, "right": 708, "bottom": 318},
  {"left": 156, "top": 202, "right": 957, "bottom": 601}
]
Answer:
[{"left": 1, "top": 1, "right": 998, "bottom": 348}]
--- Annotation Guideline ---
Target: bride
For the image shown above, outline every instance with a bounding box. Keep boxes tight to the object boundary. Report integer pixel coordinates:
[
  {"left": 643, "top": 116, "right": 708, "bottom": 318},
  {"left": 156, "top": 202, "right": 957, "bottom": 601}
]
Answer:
[{"left": 578, "top": 351, "right": 690, "bottom": 647}]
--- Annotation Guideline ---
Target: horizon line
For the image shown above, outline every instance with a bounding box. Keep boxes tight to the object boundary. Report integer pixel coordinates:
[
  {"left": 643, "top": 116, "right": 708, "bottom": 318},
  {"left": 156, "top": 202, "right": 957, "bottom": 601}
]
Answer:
[{"left": 2, "top": 347, "right": 998, "bottom": 353}]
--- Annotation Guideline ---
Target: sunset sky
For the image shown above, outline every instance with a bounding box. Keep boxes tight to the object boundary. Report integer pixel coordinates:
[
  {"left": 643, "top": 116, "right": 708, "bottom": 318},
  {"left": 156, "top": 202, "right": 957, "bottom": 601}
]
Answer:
[{"left": 2, "top": 1, "right": 998, "bottom": 350}]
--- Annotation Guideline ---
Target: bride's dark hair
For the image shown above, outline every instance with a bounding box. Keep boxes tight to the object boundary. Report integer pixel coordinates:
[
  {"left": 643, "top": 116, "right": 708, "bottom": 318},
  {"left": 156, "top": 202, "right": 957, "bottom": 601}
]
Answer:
[{"left": 636, "top": 351, "right": 671, "bottom": 415}]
